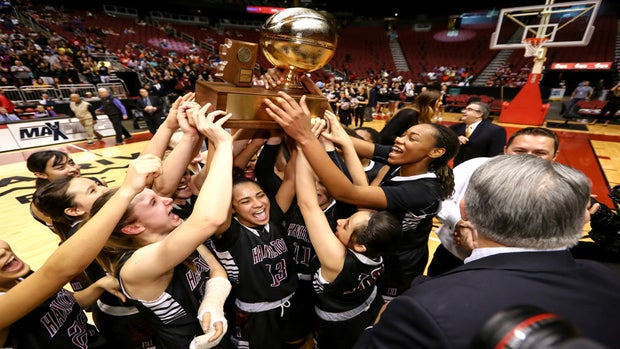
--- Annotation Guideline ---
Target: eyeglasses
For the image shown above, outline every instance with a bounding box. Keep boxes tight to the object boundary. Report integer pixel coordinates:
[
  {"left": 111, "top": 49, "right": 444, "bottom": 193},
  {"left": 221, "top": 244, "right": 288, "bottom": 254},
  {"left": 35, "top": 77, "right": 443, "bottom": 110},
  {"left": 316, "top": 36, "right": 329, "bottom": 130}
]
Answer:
[{"left": 463, "top": 107, "right": 481, "bottom": 113}]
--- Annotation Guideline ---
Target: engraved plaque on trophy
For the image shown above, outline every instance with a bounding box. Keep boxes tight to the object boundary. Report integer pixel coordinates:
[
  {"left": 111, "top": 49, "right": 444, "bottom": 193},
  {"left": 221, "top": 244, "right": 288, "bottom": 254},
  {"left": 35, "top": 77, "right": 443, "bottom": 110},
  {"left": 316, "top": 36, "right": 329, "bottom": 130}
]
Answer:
[{"left": 195, "top": 7, "right": 338, "bottom": 129}]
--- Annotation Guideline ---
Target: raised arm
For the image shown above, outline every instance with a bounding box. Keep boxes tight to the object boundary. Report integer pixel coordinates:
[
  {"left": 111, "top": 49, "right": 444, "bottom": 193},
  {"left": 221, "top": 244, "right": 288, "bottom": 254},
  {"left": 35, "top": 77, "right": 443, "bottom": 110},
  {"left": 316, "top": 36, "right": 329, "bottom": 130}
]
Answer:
[
  {"left": 139, "top": 92, "right": 195, "bottom": 158},
  {"left": 265, "top": 92, "right": 388, "bottom": 209},
  {"left": 254, "top": 131, "right": 284, "bottom": 198},
  {"left": 274, "top": 146, "right": 297, "bottom": 214},
  {"left": 295, "top": 147, "right": 346, "bottom": 281},
  {"left": 121, "top": 106, "right": 233, "bottom": 289},
  {"left": 152, "top": 101, "right": 203, "bottom": 197},
  {"left": 321, "top": 110, "right": 368, "bottom": 186},
  {"left": 73, "top": 275, "right": 125, "bottom": 309},
  {"left": 233, "top": 130, "right": 268, "bottom": 173},
  {"left": 0, "top": 154, "right": 162, "bottom": 330}
]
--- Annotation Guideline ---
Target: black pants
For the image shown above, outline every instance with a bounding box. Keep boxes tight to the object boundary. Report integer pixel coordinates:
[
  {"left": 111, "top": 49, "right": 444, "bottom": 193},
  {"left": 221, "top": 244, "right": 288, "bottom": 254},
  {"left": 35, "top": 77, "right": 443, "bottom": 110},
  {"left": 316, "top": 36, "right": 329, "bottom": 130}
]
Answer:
[
  {"left": 108, "top": 114, "right": 132, "bottom": 143},
  {"left": 426, "top": 244, "right": 464, "bottom": 276},
  {"left": 143, "top": 113, "right": 162, "bottom": 135},
  {"left": 597, "top": 100, "right": 620, "bottom": 120}
]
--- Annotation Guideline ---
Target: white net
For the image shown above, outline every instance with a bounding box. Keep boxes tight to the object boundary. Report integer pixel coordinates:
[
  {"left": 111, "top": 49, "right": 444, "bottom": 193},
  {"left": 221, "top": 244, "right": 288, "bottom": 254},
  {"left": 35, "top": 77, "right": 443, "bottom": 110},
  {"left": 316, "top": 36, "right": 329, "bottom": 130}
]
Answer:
[{"left": 523, "top": 38, "right": 547, "bottom": 57}]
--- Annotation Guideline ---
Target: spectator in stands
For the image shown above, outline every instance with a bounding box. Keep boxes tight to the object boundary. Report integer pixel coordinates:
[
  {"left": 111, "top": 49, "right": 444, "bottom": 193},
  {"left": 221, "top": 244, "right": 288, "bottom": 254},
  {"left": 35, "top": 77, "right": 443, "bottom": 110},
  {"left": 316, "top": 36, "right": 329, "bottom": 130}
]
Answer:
[
  {"left": 84, "top": 91, "right": 98, "bottom": 101},
  {"left": 32, "top": 78, "right": 50, "bottom": 87},
  {"left": 150, "top": 77, "right": 168, "bottom": 99},
  {"left": 9, "top": 59, "right": 31, "bottom": 86},
  {"left": 81, "top": 67, "right": 99, "bottom": 84},
  {"left": 32, "top": 104, "right": 56, "bottom": 118},
  {"left": 38, "top": 92, "right": 54, "bottom": 107},
  {"left": 0, "top": 105, "right": 19, "bottom": 123},
  {"left": 563, "top": 80, "right": 593, "bottom": 120},
  {"left": 34, "top": 62, "right": 53, "bottom": 84},
  {"left": 96, "top": 61, "right": 110, "bottom": 83},
  {"left": 56, "top": 48, "right": 73, "bottom": 69},
  {"left": 0, "top": 88, "right": 15, "bottom": 113},
  {"left": 0, "top": 76, "right": 10, "bottom": 87}
]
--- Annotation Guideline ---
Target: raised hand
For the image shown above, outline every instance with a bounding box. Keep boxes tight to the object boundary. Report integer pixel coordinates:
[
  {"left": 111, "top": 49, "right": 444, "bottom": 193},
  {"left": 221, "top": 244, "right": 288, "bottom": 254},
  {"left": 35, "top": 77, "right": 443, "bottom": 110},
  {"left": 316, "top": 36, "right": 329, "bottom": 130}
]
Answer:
[
  {"left": 321, "top": 109, "right": 354, "bottom": 149},
  {"left": 121, "top": 154, "right": 162, "bottom": 194},
  {"left": 177, "top": 101, "right": 202, "bottom": 136},
  {"left": 259, "top": 66, "right": 286, "bottom": 90},
  {"left": 95, "top": 275, "right": 126, "bottom": 303},
  {"left": 163, "top": 92, "right": 195, "bottom": 130},
  {"left": 264, "top": 91, "right": 314, "bottom": 143},
  {"left": 190, "top": 104, "right": 233, "bottom": 147}
]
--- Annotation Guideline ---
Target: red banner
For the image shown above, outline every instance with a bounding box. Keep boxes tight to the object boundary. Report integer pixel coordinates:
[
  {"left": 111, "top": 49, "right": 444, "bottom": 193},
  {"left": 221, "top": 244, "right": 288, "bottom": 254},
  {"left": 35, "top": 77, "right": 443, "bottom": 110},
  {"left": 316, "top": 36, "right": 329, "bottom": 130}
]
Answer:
[{"left": 550, "top": 62, "right": 612, "bottom": 70}]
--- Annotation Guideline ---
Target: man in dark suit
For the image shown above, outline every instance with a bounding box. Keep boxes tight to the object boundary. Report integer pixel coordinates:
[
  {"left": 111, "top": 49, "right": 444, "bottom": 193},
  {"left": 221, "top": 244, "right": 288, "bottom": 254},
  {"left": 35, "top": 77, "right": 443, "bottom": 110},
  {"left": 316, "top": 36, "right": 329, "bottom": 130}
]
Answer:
[
  {"left": 449, "top": 101, "right": 506, "bottom": 166},
  {"left": 353, "top": 155, "right": 620, "bottom": 349},
  {"left": 136, "top": 88, "right": 164, "bottom": 135},
  {"left": 150, "top": 78, "right": 168, "bottom": 99}
]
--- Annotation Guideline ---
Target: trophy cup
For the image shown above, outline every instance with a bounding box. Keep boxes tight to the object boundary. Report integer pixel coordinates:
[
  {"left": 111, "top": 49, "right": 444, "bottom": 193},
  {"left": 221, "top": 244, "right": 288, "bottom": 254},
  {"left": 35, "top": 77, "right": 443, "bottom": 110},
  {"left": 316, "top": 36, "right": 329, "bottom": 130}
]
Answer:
[{"left": 195, "top": 7, "right": 338, "bottom": 129}]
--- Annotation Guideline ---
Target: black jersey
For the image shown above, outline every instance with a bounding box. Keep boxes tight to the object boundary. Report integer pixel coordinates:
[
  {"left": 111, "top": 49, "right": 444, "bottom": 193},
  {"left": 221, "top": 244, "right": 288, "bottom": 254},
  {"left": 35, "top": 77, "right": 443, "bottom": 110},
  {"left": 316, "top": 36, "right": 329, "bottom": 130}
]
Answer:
[
  {"left": 312, "top": 250, "right": 383, "bottom": 320},
  {"left": 62, "top": 224, "right": 156, "bottom": 349},
  {"left": 212, "top": 203, "right": 298, "bottom": 308},
  {"left": 363, "top": 160, "right": 386, "bottom": 184},
  {"left": 375, "top": 144, "right": 443, "bottom": 295},
  {"left": 284, "top": 198, "right": 355, "bottom": 281},
  {"left": 4, "top": 272, "right": 110, "bottom": 349},
  {"left": 172, "top": 194, "right": 196, "bottom": 220},
  {"left": 117, "top": 250, "right": 210, "bottom": 349}
]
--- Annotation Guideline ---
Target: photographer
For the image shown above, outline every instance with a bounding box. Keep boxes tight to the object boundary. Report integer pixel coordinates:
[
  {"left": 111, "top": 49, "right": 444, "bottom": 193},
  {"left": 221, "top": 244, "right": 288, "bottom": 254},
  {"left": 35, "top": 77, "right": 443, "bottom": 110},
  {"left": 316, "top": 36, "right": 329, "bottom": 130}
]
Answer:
[{"left": 571, "top": 185, "right": 620, "bottom": 273}]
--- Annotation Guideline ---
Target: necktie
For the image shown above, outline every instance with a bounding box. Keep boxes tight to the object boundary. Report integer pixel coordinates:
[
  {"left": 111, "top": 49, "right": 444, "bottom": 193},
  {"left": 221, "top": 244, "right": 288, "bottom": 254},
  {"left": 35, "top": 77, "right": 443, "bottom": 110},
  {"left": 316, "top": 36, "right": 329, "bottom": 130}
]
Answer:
[{"left": 465, "top": 125, "right": 472, "bottom": 138}]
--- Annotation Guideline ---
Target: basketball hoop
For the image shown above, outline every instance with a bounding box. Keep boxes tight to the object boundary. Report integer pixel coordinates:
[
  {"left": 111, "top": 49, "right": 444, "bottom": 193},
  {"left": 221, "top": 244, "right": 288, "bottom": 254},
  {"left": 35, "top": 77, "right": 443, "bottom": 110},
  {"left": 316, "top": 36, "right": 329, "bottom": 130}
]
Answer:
[{"left": 523, "top": 37, "right": 548, "bottom": 57}]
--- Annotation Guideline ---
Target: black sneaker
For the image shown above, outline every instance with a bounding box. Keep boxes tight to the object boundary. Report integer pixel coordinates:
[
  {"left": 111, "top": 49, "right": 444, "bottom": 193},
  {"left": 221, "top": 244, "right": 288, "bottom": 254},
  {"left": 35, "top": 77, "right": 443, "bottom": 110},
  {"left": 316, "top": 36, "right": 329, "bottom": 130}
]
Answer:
[{"left": 115, "top": 141, "right": 123, "bottom": 145}]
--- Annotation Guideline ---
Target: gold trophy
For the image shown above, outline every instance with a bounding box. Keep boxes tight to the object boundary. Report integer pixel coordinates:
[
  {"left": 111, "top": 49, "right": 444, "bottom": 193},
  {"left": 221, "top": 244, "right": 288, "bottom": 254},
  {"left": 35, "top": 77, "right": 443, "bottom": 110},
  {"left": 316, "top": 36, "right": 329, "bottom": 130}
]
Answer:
[{"left": 195, "top": 7, "right": 337, "bottom": 128}]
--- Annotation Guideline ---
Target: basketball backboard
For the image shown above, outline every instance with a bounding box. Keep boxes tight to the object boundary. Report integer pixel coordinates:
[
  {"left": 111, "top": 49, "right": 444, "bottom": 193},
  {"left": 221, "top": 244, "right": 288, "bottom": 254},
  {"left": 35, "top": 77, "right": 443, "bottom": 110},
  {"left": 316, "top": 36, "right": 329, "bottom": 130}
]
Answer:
[{"left": 490, "top": 0, "right": 601, "bottom": 49}]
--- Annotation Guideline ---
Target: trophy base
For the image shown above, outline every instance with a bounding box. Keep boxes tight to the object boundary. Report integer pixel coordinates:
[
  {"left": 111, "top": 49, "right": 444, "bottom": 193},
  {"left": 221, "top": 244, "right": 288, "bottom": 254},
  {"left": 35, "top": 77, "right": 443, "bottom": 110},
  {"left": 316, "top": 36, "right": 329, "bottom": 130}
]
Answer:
[{"left": 195, "top": 80, "right": 329, "bottom": 129}]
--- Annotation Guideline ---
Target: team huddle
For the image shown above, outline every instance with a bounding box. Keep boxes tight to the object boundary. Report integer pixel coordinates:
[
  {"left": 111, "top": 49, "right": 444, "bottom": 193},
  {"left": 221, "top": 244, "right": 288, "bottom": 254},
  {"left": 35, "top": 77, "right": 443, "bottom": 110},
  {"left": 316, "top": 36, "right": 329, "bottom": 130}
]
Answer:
[{"left": 1, "top": 72, "right": 620, "bottom": 349}]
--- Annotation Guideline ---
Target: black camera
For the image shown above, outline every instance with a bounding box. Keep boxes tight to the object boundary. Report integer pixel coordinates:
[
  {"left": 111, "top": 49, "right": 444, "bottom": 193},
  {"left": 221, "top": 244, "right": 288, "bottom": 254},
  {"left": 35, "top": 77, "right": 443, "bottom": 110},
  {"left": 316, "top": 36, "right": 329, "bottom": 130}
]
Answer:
[
  {"left": 609, "top": 185, "right": 620, "bottom": 208},
  {"left": 470, "top": 305, "right": 609, "bottom": 349},
  {"left": 588, "top": 192, "right": 620, "bottom": 254}
]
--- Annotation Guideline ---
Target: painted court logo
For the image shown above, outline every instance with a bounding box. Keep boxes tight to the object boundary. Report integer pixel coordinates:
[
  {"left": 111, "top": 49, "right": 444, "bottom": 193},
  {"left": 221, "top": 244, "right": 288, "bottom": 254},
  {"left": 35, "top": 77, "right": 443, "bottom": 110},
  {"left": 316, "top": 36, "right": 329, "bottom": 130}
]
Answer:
[{"left": 19, "top": 121, "right": 69, "bottom": 141}]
